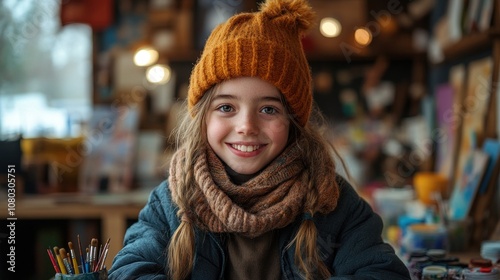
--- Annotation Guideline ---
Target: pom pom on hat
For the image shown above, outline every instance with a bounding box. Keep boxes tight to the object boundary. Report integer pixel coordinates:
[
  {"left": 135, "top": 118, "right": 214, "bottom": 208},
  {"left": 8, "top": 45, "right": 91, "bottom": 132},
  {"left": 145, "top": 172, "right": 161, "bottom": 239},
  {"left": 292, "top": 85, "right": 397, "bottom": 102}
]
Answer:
[
  {"left": 260, "top": 0, "right": 315, "bottom": 33},
  {"left": 188, "top": 0, "right": 316, "bottom": 126}
]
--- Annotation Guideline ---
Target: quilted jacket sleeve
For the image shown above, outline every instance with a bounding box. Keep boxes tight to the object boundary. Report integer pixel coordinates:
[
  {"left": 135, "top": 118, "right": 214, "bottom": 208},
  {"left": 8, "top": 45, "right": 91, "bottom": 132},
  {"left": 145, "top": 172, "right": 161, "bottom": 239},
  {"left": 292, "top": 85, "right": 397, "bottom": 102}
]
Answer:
[
  {"left": 324, "top": 178, "right": 411, "bottom": 280},
  {"left": 108, "top": 181, "right": 179, "bottom": 280}
]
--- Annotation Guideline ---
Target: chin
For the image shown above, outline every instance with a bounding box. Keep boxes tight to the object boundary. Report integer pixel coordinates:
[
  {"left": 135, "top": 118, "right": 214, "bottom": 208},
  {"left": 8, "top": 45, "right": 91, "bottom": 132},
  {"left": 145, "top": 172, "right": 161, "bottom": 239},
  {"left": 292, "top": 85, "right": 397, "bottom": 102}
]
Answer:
[{"left": 229, "top": 165, "right": 262, "bottom": 176}]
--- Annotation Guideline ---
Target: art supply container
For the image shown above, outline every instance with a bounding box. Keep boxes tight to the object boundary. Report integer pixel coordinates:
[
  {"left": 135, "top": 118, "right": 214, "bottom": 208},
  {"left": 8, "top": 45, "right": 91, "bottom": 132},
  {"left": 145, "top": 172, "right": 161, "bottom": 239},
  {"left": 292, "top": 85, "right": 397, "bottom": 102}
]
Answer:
[
  {"left": 421, "top": 265, "right": 447, "bottom": 279},
  {"left": 481, "top": 240, "right": 500, "bottom": 264},
  {"left": 413, "top": 172, "right": 448, "bottom": 206},
  {"left": 54, "top": 269, "right": 107, "bottom": 280},
  {"left": 401, "top": 224, "right": 448, "bottom": 254},
  {"left": 461, "top": 267, "right": 499, "bottom": 280},
  {"left": 446, "top": 219, "right": 471, "bottom": 252},
  {"left": 372, "top": 186, "right": 414, "bottom": 227},
  {"left": 469, "top": 258, "right": 493, "bottom": 269}
]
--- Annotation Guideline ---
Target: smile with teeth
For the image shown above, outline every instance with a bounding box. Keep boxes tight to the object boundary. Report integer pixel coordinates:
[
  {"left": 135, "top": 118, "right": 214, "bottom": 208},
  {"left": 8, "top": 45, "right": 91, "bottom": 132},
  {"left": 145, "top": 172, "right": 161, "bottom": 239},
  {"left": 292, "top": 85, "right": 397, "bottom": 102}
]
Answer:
[{"left": 231, "top": 144, "right": 260, "bottom": 152}]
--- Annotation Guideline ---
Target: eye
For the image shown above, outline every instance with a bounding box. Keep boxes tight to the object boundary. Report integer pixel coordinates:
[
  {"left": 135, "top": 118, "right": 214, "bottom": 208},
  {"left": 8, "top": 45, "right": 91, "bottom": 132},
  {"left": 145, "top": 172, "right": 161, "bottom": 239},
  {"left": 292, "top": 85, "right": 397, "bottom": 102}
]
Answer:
[
  {"left": 261, "top": 106, "right": 278, "bottom": 115},
  {"left": 216, "top": 104, "right": 233, "bottom": 113}
]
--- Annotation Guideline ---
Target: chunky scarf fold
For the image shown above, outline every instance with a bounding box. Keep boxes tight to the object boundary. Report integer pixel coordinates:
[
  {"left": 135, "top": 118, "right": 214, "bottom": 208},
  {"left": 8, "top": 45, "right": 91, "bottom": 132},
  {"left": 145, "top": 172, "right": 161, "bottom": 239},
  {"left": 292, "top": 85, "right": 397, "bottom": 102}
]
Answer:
[{"left": 169, "top": 143, "right": 339, "bottom": 238}]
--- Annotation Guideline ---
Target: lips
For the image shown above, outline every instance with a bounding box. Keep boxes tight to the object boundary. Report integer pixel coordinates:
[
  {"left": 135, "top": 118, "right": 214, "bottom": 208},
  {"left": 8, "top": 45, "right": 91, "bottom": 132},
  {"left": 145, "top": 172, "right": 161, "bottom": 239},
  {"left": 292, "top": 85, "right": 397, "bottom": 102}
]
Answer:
[{"left": 231, "top": 144, "right": 260, "bottom": 152}]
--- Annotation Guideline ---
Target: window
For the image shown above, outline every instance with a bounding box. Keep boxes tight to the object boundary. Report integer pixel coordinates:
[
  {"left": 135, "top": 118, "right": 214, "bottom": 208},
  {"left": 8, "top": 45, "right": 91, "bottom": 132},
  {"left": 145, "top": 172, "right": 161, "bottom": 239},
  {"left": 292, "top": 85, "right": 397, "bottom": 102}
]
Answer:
[{"left": 0, "top": 0, "right": 92, "bottom": 138}]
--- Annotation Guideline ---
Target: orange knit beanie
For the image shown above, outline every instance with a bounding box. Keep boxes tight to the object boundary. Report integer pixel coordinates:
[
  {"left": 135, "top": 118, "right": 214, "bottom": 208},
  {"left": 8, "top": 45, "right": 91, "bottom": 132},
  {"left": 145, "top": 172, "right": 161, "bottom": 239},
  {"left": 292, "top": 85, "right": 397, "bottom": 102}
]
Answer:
[{"left": 188, "top": 0, "right": 315, "bottom": 126}]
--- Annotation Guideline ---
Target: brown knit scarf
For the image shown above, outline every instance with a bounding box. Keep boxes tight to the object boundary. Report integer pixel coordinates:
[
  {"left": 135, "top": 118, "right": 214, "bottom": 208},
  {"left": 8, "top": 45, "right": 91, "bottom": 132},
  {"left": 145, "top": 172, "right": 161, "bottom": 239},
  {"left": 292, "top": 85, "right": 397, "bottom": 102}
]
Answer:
[{"left": 168, "top": 143, "right": 339, "bottom": 238}]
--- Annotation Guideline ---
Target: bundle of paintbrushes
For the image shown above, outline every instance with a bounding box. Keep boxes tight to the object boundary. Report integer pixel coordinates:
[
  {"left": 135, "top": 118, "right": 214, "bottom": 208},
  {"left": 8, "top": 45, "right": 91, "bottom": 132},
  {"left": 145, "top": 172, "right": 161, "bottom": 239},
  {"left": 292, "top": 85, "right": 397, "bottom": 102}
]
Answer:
[{"left": 47, "top": 235, "right": 110, "bottom": 277}]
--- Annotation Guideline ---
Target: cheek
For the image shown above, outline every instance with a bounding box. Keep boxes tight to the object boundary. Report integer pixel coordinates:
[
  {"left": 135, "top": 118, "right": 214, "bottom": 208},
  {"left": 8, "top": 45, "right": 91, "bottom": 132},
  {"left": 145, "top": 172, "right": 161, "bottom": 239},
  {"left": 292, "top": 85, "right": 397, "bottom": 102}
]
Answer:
[
  {"left": 274, "top": 118, "right": 290, "bottom": 131},
  {"left": 206, "top": 118, "right": 226, "bottom": 142},
  {"left": 267, "top": 120, "right": 290, "bottom": 140}
]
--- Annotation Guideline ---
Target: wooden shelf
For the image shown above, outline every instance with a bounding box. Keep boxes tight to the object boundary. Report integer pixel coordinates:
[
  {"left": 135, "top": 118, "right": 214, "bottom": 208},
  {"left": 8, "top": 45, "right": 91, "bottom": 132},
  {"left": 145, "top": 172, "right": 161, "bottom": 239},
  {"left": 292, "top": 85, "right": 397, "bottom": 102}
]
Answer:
[
  {"left": 159, "top": 49, "right": 199, "bottom": 63},
  {"left": 148, "top": 9, "right": 177, "bottom": 27},
  {"left": 441, "top": 30, "right": 494, "bottom": 62}
]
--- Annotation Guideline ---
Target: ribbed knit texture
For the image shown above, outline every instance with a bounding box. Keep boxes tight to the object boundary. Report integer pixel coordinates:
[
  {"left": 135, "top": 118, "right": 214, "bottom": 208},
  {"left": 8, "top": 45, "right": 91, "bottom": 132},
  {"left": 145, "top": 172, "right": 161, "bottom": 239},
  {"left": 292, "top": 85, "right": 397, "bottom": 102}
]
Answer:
[
  {"left": 168, "top": 143, "right": 339, "bottom": 238},
  {"left": 188, "top": 0, "right": 315, "bottom": 126}
]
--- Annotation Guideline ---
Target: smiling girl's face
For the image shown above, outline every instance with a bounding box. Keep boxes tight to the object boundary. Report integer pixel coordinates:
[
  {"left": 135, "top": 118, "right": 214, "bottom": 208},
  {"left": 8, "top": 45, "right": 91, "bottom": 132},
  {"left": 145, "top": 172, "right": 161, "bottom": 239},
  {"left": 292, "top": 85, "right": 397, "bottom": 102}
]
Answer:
[{"left": 205, "top": 76, "right": 290, "bottom": 175}]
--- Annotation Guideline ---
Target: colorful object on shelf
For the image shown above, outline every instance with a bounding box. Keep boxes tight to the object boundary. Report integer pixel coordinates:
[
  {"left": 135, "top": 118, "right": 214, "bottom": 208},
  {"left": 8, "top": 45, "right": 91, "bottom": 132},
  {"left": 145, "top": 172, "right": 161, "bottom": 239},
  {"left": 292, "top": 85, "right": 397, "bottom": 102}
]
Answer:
[
  {"left": 60, "top": 0, "right": 113, "bottom": 31},
  {"left": 372, "top": 186, "right": 414, "bottom": 226},
  {"left": 413, "top": 172, "right": 448, "bottom": 206},
  {"left": 481, "top": 240, "right": 500, "bottom": 264},
  {"left": 448, "top": 149, "right": 489, "bottom": 221},
  {"left": 401, "top": 224, "right": 448, "bottom": 255}
]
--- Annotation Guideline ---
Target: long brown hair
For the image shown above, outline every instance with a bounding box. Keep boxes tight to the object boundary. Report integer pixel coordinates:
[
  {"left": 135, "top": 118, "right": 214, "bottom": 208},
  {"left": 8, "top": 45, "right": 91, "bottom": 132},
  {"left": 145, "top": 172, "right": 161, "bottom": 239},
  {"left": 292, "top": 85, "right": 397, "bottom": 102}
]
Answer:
[{"left": 167, "top": 86, "right": 348, "bottom": 280}]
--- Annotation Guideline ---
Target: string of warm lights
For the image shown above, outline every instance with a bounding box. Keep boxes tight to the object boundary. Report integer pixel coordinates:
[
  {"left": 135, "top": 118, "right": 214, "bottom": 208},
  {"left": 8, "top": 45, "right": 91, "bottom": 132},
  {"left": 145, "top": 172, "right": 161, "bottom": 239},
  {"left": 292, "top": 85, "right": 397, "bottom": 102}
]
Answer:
[
  {"left": 319, "top": 16, "right": 372, "bottom": 46},
  {"left": 133, "top": 46, "right": 172, "bottom": 84}
]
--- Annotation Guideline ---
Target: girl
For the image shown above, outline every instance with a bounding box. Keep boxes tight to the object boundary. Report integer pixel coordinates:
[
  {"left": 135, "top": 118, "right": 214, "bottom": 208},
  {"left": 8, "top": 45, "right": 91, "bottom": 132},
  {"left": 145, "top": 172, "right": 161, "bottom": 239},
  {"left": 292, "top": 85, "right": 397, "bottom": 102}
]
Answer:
[{"left": 109, "top": 0, "right": 411, "bottom": 279}]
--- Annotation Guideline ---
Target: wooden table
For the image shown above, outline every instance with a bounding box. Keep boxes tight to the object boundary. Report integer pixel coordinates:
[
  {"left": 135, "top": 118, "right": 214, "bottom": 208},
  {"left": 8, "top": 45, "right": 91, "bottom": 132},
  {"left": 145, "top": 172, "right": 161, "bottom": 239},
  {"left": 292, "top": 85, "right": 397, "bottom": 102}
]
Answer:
[{"left": 2, "top": 189, "right": 150, "bottom": 271}]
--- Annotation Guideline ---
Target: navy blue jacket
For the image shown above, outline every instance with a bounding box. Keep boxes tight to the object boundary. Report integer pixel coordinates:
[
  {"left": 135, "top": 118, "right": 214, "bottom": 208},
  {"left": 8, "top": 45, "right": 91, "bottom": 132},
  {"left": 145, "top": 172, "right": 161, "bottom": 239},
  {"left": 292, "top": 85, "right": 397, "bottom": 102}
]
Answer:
[{"left": 109, "top": 178, "right": 411, "bottom": 279}]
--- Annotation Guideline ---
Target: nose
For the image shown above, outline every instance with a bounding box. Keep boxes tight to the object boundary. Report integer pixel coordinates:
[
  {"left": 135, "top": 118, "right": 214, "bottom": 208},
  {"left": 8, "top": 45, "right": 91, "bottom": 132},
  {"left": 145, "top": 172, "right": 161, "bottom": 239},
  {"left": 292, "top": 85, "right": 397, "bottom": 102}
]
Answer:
[{"left": 235, "top": 111, "right": 259, "bottom": 135}]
